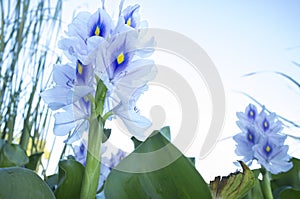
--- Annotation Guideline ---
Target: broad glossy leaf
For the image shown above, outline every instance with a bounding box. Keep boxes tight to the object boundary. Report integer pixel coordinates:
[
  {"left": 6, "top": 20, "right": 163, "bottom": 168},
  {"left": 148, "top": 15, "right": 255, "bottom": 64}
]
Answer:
[
  {"left": 46, "top": 174, "right": 59, "bottom": 191},
  {"left": 131, "top": 136, "right": 142, "bottom": 148},
  {"left": 0, "top": 139, "right": 5, "bottom": 149},
  {"left": 0, "top": 167, "right": 55, "bottom": 199},
  {"left": 160, "top": 126, "right": 171, "bottom": 140},
  {"left": 105, "top": 129, "right": 212, "bottom": 199},
  {"left": 210, "top": 161, "right": 255, "bottom": 199},
  {"left": 55, "top": 159, "right": 85, "bottom": 199},
  {"left": 103, "top": 128, "right": 111, "bottom": 143},
  {"left": 0, "top": 142, "right": 29, "bottom": 167},
  {"left": 272, "top": 158, "right": 300, "bottom": 191},
  {"left": 25, "top": 152, "right": 43, "bottom": 170},
  {"left": 280, "top": 188, "right": 300, "bottom": 199}
]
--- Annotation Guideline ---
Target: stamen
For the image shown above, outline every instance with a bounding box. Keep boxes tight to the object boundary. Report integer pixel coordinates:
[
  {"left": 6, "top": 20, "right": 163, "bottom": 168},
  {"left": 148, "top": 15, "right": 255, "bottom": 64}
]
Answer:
[
  {"left": 78, "top": 63, "right": 83, "bottom": 74},
  {"left": 126, "top": 18, "right": 132, "bottom": 27},
  {"left": 263, "top": 120, "right": 269, "bottom": 129},
  {"left": 117, "top": 52, "right": 125, "bottom": 65},
  {"left": 265, "top": 145, "right": 271, "bottom": 153},
  {"left": 249, "top": 111, "right": 254, "bottom": 117},
  {"left": 248, "top": 133, "right": 253, "bottom": 140},
  {"left": 95, "top": 26, "right": 101, "bottom": 36}
]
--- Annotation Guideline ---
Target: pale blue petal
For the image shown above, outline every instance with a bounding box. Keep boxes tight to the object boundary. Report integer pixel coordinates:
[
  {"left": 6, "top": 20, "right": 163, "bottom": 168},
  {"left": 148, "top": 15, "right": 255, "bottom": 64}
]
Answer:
[
  {"left": 58, "top": 37, "right": 88, "bottom": 62},
  {"left": 40, "top": 86, "right": 73, "bottom": 110},
  {"left": 53, "top": 105, "right": 87, "bottom": 136},
  {"left": 73, "top": 85, "right": 94, "bottom": 101},
  {"left": 53, "top": 64, "right": 75, "bottom": 87},
  {"left": 114, "top": 59, "right": 157, "bottom": 101},
  {"left": 41, "top": 85, "right": 93, "bottom": 110},
  {"left": 66, "top": 12, "right": 91, "bottom": 39},
  {"left": 113, "top": 103, "right": 151, "bottom": 141},
  {"left": 53, "top": 121, "right": 75, "bottom": 136},
  {"left": 65, "top": 120, "right": 89, "bottom": 144}
]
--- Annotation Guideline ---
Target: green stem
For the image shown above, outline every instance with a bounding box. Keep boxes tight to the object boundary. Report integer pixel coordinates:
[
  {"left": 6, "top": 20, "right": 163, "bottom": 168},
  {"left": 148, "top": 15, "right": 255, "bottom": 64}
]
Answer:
[
  {"left": 261, "top": 169, "right": 273, "bottom": 199},
  {"left": 80, "top": 114, "right": 103, "bottom": 199}
]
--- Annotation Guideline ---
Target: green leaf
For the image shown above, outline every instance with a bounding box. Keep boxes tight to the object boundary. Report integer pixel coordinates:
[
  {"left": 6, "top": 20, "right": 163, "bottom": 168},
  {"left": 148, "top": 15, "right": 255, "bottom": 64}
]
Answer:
[
  {"left": 280, "top": 188, "right": 300, "bottom": 199},
  {"left": 95, "top": 77, "right": 107, "bottom": 116},
  {"left": 55, "top": 159, "right": 85, "bottom": 199},
  {"left": 104, "top": 129, "right": 212, "bottom": 199},
  {"left": 0, "top": 139, "right": 5, "bottom": 149},
  {"left": 0, "top": 142, "right": 29, "bottom": 167},
  {"left": 25, "top": 152, "right": 43, "bottom": 170},
  {"left": 242, "top": 169, "right": 264, "bottom": 199},
  {"left": 46, "top": 174, "right": 59, "bottom": 191},
  {"left": 210, "top": 161, "right": 255, "bottom": 199},
  {"left": 160, "top": 126, "right": 171, "bottom": 141},
  {"left": 131, "top": 136, "right": 143, "bottom": 149},
  {"left": 272, "top": 158, "right": 300, "bottom": 191},
  {"left": 189, "top": 157, "right": 196, "bottom": 166},
  {"left": 0, "top": 167, "right": 55, "bottom": 199},
  {"left": 103, "top": 128, "right": 111, "bottom": 143}
]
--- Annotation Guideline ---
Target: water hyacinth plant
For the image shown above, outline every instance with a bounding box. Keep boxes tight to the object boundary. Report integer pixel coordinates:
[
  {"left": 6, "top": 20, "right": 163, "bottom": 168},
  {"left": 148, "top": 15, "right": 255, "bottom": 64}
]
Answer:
[
  {"left": 41, "top": 1, "right": 157, "bottom": 198},
  {"left": 2, "top": 0, "right": 300, "bottom": 199}
]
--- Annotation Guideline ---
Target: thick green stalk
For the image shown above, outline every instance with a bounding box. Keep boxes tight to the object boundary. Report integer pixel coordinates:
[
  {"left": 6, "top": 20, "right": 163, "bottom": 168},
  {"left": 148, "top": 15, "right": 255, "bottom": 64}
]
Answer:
[
  {"left": 80, "top": 113, "right": 103, "bottom": 199},
  {"left": 260, "top": 169, "right": 273, "bottom": 199}
]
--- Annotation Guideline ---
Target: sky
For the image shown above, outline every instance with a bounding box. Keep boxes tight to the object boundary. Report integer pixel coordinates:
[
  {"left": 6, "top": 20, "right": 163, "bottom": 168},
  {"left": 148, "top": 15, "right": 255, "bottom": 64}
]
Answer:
[{"left": 46, "top": 0, "right": 300, "bottom": 181}]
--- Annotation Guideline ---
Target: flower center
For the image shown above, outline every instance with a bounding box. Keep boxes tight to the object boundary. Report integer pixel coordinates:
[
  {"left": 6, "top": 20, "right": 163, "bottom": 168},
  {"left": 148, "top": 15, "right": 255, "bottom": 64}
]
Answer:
[
  {"left": 248, "top": 133, "right": 253, "bottom": 141},
  {"left": 265, "top": 145, "right": 271, "bottom": 153},
  {"left": 94, "top": 26, "right": 101, "bottom": 36},
  {"left": 117, "top": 52, "right": 125, "bottom": 65},
  {"left": 126, "top": 18, "right": 132, "bottom": 27},
  {"left": 263, "top": 119, "right": 269, "bottom": 131},
  {"left": 77, "top": 62, "right": 83, "bottom": 74},
  {"left": 247, "top": 109, "right": 255, "bottom": 120}
]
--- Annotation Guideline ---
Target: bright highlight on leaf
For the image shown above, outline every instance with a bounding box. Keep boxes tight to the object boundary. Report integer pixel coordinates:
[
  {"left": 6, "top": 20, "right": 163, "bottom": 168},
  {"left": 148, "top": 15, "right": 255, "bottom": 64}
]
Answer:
[{"left": 210, "top": 161, "right": 255, "bottom": 199}]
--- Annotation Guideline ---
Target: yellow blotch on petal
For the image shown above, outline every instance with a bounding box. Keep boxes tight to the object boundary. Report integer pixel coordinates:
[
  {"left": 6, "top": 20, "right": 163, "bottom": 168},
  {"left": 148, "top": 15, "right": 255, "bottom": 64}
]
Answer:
[
  {"left": 95, "top": 26, "right": 101, "bottom": 36},
  {"left": 126, "top": 18, "right": 132, "bottom": 27},
  {"left": 265, "top": 145, "right": 271, "bottom": 153},
  {"left": 249, "top": 111, "right": 254, "bottom": 117},
  {"left": 263, "top": 121, "right": 268, "bottom": 128},
  {"left": 117, "top": 52, "right": 125, "bottom": 65},
  {"left": 77, "top": 63, "right": 83, "bottom": 74},
  {"left": 248, "top": 134, "right": 253, "bottom": 140}
]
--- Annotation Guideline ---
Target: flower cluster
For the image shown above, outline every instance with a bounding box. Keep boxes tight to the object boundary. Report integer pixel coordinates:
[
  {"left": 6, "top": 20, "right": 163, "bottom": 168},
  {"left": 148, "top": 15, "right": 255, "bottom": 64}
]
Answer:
[
  {"left": 41, "top": 2, "right": 156, "bottom": 142},
  {"left": 233, "top": 104, "right": 293, "bottom": 174}
]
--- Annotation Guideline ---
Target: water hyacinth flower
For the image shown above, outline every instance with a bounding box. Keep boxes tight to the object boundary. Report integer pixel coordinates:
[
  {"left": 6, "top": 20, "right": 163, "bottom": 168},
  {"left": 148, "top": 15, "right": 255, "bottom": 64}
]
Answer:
[
  {"left": 58, "top": 9, "right": 112, "bottom": 64},
  {"left": 253, "top": 136, "right": 292, "bottom": 174},
  {"left": 233, "top": 104, "right": 293, "bottom": 174},
  {"left": 122, "top": 4, "right": 140, "bottom": 28},
  {"left": 40, "top": 62, "right": 94, "bottom": 142},
  {"left": 41, "top": 3, "right": 156, "bottom": 142}
]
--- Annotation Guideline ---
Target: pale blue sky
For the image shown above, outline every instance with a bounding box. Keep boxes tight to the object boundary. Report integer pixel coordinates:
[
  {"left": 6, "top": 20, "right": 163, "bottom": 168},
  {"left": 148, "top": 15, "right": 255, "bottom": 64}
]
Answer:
[{"left": 51, "top": 0, "right": 300, "bottom": 181}]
